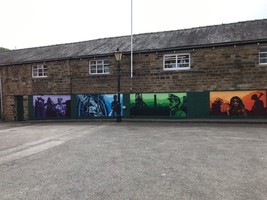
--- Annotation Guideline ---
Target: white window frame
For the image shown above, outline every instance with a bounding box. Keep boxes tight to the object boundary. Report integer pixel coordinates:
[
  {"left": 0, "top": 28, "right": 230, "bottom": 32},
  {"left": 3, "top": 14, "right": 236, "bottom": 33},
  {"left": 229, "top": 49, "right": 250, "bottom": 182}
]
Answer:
[
  {"left": 89, "top": 59, "right": 110, "bottom": 75},
  {"left": 259, "top": 47, "right": 267, "bottom": 65},
  {"left": 163, "top": 53, "right": 191, "bottom": 71},
  {"left": 32, "top": 64, "right": 48, "bottom": 78}
]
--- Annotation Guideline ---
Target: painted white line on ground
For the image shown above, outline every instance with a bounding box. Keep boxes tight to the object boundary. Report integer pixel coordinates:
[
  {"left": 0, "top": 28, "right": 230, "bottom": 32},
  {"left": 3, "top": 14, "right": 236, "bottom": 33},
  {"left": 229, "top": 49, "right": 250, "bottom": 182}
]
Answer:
[{"left": 0, "top": 140, "right": 64, "bottom": 165}]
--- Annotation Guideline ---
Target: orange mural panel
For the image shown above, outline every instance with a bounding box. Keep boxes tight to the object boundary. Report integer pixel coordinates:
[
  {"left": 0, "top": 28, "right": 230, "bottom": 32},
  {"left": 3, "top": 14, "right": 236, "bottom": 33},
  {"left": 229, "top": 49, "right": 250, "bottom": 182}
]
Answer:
[{"left": 210, "top": 90, "right": 266, "bottom": 116}]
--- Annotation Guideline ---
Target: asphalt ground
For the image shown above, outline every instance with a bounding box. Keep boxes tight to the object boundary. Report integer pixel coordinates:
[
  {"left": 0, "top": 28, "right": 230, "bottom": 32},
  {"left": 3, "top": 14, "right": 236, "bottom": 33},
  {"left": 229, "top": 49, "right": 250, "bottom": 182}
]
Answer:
[{"left": 0, "top": 121, "right": 266, "bottom": 200}]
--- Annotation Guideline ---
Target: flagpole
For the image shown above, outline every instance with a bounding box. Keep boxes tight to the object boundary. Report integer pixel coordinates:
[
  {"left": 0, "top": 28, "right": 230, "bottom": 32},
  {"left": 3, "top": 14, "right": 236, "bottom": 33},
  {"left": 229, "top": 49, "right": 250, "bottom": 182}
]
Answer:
[{"left": 130, "top": 0, "right": 133, "bottom": 78}]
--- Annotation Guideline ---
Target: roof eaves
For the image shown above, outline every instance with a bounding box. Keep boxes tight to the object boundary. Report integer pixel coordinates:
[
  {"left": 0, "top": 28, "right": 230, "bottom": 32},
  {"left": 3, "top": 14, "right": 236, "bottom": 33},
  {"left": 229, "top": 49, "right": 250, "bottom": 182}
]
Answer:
[
  {"left": 0, "top": 53, "right": 116, "bottom": 67},
  {"left": 128, "top": 38, "right": 267, "bottom": 54}
]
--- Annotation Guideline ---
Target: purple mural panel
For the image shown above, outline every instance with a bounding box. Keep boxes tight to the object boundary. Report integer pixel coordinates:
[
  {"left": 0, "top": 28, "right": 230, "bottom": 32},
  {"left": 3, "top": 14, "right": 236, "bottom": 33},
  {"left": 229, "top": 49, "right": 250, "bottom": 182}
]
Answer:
[{"left": 33, "top": 95, "right": 71, "bottom": 119}]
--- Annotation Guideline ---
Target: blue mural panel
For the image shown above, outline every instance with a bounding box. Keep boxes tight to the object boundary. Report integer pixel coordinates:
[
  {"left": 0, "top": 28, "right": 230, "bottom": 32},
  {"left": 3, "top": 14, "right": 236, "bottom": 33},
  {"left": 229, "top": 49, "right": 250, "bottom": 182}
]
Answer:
[{"left": 76, "top": 94, "right": 123, "bottom": 118}]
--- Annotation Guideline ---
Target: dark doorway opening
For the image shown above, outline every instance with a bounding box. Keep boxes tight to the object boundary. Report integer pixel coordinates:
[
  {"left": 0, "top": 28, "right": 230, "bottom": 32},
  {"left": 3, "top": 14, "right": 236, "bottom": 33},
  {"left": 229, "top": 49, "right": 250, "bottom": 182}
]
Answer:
[{"left": 16, "top": 96, "right": 24, "bottom": 121}]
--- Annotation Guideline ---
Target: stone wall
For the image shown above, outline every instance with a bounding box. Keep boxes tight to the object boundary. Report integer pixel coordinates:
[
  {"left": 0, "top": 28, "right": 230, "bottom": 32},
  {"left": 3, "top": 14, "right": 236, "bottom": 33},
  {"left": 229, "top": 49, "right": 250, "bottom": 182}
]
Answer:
[
  {"left": 1, "top": 43, "right": 267, "bottom": 120},
  {"left": 131, "top": 44, "right": 267, "bottom": 92}
]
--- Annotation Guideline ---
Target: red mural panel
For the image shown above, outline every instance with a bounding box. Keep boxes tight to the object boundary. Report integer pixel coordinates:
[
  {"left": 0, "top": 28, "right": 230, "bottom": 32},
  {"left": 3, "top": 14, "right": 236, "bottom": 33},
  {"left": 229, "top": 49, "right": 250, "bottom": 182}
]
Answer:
[{"left": 210, "top": 91, "right": 266, "bottom": 116}]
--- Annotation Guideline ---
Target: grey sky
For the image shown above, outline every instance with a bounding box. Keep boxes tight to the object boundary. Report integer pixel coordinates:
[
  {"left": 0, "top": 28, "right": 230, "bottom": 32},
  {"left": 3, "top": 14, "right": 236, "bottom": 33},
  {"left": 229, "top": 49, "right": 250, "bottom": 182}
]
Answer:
[{"left": 1, "top": 0, "right": 267, "bottom": 49}]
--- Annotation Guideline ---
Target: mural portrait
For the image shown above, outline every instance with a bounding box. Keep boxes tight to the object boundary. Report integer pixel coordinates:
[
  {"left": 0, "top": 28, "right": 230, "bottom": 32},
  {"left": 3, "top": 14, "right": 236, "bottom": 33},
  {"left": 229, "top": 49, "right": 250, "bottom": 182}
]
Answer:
[
  {"left": 76, "top": 94, "right": 123, "bottom": 118},
  {"left": 130, "top": 93, "right": 187, "bottom": 117},
  {"left": 210, "top": 90, "right": 266, "bottom": 116},
  {"left": 33, "top": 95, "right": 71, "bottom": 118}
]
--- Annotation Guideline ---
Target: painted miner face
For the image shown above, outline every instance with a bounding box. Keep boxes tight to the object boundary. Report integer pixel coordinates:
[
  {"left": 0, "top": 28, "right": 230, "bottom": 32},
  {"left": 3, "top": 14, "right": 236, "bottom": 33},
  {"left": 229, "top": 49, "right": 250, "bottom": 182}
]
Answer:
[{"left": 168, "top": 94, "right": 180, "bottom": 109}]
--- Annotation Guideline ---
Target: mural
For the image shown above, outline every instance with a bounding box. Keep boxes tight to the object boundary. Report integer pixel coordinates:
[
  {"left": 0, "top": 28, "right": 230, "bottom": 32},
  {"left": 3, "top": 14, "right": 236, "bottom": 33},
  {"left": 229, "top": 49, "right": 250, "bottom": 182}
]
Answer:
[
  {"left": 33, "top": 95, "right": 71, "bottom": 118},
  {"left": 76, "top": 94, "right": 123, "bottom": 118},
  {"left": 130, "top": 93, "right": 187, "bottom": 117},
  {"left": 210, "top": 90, "right": 266, "bottom": 116}
]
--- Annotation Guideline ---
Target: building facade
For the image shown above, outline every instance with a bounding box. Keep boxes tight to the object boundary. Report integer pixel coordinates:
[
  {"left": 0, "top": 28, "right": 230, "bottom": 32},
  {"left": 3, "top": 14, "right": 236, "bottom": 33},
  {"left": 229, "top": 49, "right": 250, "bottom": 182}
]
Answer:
[{"left": 0, "top": 19, "right": 267, "bottom": 121}]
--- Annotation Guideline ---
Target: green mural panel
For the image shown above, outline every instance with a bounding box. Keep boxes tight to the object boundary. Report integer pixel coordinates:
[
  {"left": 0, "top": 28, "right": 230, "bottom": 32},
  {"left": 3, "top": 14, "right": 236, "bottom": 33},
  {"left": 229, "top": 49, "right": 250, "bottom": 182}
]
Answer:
[
  {"left": 28, "top": 96, "right": 34, "bottom": 120},
  {"left": 130, "top": 93, "right": 187, "bottom": 118},
  {"left": 123, "top": 94, "right": 130, "bottom": 118},
  {"left": 71, "top": 94, "right": 77, "bottom": 118}
]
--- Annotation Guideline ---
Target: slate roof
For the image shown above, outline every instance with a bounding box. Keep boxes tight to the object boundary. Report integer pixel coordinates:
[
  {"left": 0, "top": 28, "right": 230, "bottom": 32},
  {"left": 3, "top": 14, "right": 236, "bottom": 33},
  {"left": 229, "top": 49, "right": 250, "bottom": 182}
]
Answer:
[{"left": 0, "top": 19, "right": 267, "bottom": 66}]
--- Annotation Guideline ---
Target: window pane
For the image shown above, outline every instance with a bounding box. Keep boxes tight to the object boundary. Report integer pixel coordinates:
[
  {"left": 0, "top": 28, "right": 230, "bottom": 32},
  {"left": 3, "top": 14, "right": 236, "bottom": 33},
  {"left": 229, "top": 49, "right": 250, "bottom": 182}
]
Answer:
[
  {"left": 33, "top": 70, "right": 37, "bottom": 76},
  {"left": 95, "top": 65, "right": 100, "bottom": 71},
  {"left": 259, "top": 51, "right": 267, "bottom": 64},
  {"left": 260, "top": 52, "right": 267, "bottom": 58},
  {"left": 104, "top": 66, "right": 109, "bottom": 73},
  {"left": 177, "top": 55, "right": 189, "bottom": 68},
  {"left": 90, "top": 65, "right": 96, "bottom": 74},
  {"left": 90, "top": 66, "right": 96, "bottom": 70},
  {"left": 165, "top": 62, "right": 176, "bottom": 69},
  {"left": 164, "top": 55, "right": 176, "bottom": 69},
  {"left": 97, "top": 69, "right": 103, "bottom": 73},
  {"left": 260, "top": 58, "right": 267, "bottom": 64},
  {"left": 90, "top": 61, "right": 96, "bottom": 65},
  {"left": 260, "top": 48, "right": 267, "bottom": 52}
]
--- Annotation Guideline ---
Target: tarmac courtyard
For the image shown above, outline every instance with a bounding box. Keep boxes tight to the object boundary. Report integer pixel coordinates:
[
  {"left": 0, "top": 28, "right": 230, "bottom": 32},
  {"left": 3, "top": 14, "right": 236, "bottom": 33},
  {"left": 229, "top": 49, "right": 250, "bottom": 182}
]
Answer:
[{"left": 0, "top": 121, "right": 266, "bottom": 200}]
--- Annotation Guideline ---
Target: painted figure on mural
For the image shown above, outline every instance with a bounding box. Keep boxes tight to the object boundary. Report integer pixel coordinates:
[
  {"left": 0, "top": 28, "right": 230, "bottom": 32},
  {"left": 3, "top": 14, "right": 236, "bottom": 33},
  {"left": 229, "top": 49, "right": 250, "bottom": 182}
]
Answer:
[
  {"left": 65, "top": 100, "right": 71, "bottom": 117},
  {"left": 84, "top": 97, "right": 104, "bottom": 117},
  {"left": 250, "top": 93, "right": 265, "bottom": 116},
  {"left": 228, "top": 96, "right": 247, "bottom": 116},
  {"left": 109, "top": 95, "right": 120, "bottom": 116},
  {"left": 168, "top": 94, "right": 186, "bottom": 117},
  {"left": 77, "top": 94, "right": 110, "bottom": 117},
  {"left": 35, "top": 97, "right": 45, "bottom": 118},
  {"left": 210, "top": 98, "right": 224, "bottom": 115},
  {"left": 130, "top": 93, "right": 149, "bottom": 115},
  {"left": 88, "top": 97, "right": 99, "bottom": 116},
  {"left": 135, "top": 93, "right": 148, "bottom": 109},
  {"left": 210, "top": 98, "right": 231, "bottom": 116},
  {"left": 45, "top": 97, "right": 56, "bottom": 117},
  {"left": 55, "top": 98, "right": 66, "bottom": 117}
]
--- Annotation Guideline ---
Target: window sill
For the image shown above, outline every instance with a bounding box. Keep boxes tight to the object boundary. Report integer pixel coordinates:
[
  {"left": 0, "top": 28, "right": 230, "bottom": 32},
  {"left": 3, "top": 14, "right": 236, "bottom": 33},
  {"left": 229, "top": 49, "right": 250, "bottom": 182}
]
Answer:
[
  {"left": 32, "top": 76, "right": 48, "bottom": 79},
  {"left": 163, "top": 68, "right": 191, "bottom": 72},
  {"left": 256, "top": 63, "right": 267, "bottom": 67},
  {"left": 89, "top": 73, "right": 110, "bottom": 76}
]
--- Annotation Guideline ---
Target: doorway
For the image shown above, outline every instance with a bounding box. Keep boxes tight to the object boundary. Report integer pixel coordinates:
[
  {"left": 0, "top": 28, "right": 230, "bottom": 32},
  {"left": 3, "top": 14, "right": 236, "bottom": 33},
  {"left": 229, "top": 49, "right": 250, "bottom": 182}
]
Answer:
[{"left": 16, "top": 96, "right": 24, "bottom": 121}]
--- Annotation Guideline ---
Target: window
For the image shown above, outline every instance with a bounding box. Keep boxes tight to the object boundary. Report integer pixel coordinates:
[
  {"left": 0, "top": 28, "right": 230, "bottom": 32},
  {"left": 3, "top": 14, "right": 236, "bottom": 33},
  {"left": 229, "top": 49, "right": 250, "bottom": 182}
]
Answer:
[
  {"left": 259, "top": 47, "right": 267, "bottom": 65},
  {"left": 89, "top": 60, "right": 110, "bottom": 74},
  {"left": 164, "top": 53, "right": 190, "bottom": 71},
  {"left": 32, "top": 65, "right": 47, "bottom": 78}
]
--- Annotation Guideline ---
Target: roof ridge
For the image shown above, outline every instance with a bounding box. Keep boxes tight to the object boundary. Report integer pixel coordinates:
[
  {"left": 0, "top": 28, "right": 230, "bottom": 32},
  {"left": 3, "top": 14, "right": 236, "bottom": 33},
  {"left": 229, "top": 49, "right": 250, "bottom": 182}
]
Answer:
[
  {"left": 7, "top": 18, "right": 267, "bottom": 52},
  {"left": 133, "top": 18, "right": 267, "bottom": 36},
  {"left": 7, "top": 35, "right": 131, "bottom": 52}
]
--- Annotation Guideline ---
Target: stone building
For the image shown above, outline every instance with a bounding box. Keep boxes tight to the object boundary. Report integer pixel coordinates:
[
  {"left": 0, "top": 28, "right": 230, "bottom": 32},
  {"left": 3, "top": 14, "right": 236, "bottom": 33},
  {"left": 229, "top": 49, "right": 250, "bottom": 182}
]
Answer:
[{"left": 0, "top": 19, "right": 267, "bottom": 121}]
